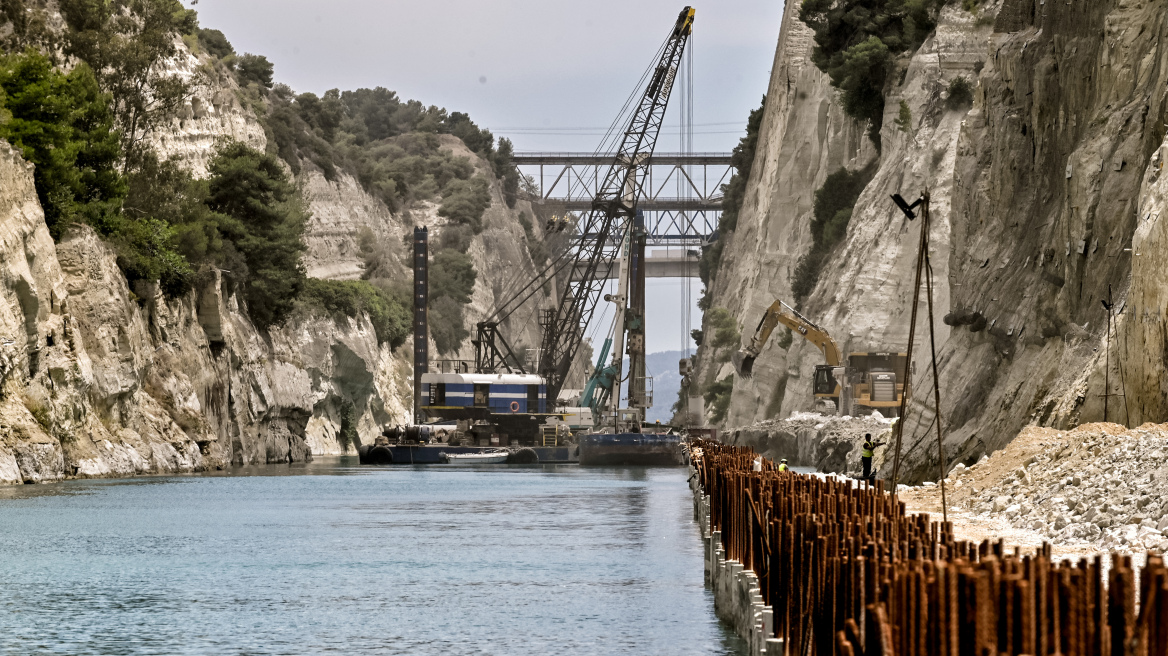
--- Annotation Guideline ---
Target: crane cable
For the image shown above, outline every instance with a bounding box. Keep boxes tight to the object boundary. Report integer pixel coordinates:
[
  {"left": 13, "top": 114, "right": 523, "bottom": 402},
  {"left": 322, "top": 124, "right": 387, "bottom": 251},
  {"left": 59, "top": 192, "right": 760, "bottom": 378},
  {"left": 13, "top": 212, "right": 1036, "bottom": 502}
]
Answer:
[{"left": 484, "top": 32, "right": 675, "bottom": 328}]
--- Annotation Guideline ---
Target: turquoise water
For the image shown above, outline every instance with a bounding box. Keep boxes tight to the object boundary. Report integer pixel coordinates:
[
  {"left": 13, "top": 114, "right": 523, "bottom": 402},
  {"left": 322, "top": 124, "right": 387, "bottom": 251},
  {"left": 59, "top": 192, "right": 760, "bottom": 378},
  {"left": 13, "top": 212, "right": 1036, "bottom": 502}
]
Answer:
[{"left": 0, "top": 459, "right": 746, "bottom": 655}]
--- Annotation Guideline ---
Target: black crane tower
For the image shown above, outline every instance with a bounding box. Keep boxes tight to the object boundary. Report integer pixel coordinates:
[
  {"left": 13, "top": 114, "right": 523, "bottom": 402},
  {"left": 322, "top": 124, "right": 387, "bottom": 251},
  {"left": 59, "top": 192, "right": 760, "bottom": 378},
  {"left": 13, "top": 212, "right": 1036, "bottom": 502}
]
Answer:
[{"left": 412, "top": 226, "right": 428, "bottom": 423}]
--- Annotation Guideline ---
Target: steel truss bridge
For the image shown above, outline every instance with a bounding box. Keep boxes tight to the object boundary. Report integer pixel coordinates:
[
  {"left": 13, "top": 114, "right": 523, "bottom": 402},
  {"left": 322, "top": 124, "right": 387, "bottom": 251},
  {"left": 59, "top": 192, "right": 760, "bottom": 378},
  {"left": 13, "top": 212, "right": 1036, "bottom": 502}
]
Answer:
[{"left": 513, "top": 152, "right": 731, "bottom": 248}]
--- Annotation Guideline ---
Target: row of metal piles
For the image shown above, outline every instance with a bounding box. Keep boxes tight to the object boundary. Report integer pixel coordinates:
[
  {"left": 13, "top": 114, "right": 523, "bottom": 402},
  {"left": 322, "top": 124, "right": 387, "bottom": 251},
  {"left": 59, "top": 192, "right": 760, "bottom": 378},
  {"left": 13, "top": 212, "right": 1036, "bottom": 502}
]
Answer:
[{"left": 691, "top": 440, "right": 1168, "bottom": 656}]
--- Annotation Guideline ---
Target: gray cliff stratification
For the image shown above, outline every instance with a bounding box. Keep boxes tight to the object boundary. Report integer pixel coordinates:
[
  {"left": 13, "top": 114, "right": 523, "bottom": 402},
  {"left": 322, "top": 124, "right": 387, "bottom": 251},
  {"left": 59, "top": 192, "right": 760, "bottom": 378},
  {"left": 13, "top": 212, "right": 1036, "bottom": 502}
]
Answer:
[
  {"left": 0, "top": 137, "right": 410, "bottom": 484},
  {"left": 299, "top": 134, "right": 550, "bottom": 362},
  {"left": 697, "top": 0, "right": 1168, "bottom": 482},
  {"left": 0, "top": 29, "right": 557, "bottom": 482}
]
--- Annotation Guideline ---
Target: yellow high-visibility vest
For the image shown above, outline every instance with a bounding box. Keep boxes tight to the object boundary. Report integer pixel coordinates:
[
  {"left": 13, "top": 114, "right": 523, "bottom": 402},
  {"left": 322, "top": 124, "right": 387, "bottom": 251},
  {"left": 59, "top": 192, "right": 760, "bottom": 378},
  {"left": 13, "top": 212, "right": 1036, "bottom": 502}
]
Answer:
[{"left": 862, "top": 441, "right": 875, "bottom": 458}]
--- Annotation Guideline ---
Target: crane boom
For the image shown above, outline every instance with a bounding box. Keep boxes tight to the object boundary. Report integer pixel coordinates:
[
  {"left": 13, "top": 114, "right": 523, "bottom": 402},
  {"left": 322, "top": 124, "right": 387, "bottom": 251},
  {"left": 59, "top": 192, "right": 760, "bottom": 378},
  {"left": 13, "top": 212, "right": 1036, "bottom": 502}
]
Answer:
[
  {"left": 734, "top": 300, "right": 842, "bottom": 377},
  {"left": 534, "top": 7, "right": 696, "bottom": 402}
]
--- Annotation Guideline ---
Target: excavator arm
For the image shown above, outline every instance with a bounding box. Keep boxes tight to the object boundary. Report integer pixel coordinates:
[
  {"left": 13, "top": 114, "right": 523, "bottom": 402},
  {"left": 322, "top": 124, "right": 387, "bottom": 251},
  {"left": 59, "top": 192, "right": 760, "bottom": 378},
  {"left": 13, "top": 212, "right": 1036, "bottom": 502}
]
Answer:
[{"left": 733, "top": 301, "right": 842, "bottom": 377}]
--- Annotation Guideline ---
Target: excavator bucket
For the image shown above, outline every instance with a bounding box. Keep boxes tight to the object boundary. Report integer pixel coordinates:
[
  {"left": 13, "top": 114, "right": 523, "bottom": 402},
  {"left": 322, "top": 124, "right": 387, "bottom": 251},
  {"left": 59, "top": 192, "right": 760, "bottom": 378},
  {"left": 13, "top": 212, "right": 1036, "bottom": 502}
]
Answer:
[{"left": 733, "top": 349, "right": 756, "bottom": 378}]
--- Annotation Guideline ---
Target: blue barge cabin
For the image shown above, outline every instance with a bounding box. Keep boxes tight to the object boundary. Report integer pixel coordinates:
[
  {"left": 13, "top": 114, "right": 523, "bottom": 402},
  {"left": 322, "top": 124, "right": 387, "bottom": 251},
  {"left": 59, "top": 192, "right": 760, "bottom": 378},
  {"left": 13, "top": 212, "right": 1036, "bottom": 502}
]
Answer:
[
  {"left": 419, "top": 372, "right": 565, "bottom": 447},
  {"left": 422, "top": 372, "right": 547, "bottom": 415}
]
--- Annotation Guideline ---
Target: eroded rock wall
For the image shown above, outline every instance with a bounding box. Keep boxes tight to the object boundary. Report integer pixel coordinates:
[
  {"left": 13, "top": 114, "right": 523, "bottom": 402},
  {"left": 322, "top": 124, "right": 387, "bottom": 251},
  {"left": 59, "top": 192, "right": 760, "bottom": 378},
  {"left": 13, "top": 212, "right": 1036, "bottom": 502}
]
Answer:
[
  {"left": 299, "top": 134, "right": 549, "bottom": 361},
  {"left": 692, "top": 0, "right": 873, "bottom": 424},
  {"left": 700, "top": 0, "right": 1168, "bottom": 483},
  {"left": 0, "top": 138, "right": 411, "bottom": 483}
]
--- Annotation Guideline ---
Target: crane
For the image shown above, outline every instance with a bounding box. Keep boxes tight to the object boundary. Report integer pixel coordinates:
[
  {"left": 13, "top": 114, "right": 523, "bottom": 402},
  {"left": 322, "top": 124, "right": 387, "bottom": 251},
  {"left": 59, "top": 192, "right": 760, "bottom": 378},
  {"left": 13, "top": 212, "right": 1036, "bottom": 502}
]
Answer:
[
  {"left": 473, "top": 7, "right": 697, "bottom": 416},
  {"left": 579, "top": 337, "right": 618, "bottom": 422}
]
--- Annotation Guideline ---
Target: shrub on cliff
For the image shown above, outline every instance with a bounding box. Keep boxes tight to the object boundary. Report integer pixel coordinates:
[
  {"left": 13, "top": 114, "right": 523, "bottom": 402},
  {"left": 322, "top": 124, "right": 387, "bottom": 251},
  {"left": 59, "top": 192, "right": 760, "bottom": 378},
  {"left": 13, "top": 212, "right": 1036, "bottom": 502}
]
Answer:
[
  {"left": 439, "top": 176, "right": 492, "bottom": 232},
  {"left": 707, "top": 308, "right": 740, "bottom": 354},
  {"left": 265, "top": 92, "right": 339, "bottom": 180},
  {"left": 59, "top": 0, "right": 199, "bottom": 168},
  {"left": 427, "top": 249, "right": 477, "bottom": 354},
  {"left": 197, "top": 28, "right": 234, "bottom": 60},
  {"left": 0, "top": 51, "right": 125, "bottom": 239},
  {"left": 205, "top": 142, "right": 309, "bottom": 328},
  {"left": 800, "top": 0, "right": 946, "bottom": 145},
  {"left": 791, "top": 165, "right": 875, "bottom": 306},
  {"left": 704, "top": 375, "right": 734, "bottom": 425},
  {"left": 430, "top": 296, "right": 469, "bottom": 355},
  {"left": 493, "top": 138, "right": 519, "bottom": 208},
  {"left": 947, "top": 76, "right": 974, "bottom": 109},
  {"left": 430, "top": 250, "right": 477, "bottom": 305},
  {"left": 236, "top": 53, "right": 274, "bottom": 89},
  {"left": 249, "top": 81, "right": 507, "bottom": 222},
  {"left": 301, "top": 279, "right": 410, "bottom": 347},
  {"left": 700, "top": 96, "right": 765, "bottom": 286}
]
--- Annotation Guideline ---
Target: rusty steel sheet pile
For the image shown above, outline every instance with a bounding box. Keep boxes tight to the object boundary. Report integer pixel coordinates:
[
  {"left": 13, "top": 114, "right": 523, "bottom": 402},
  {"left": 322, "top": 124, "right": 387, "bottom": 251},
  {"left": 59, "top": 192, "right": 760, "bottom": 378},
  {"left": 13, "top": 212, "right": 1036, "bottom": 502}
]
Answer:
[{"left": 690, "top": 440, "right": 1168, "bottom": 656}]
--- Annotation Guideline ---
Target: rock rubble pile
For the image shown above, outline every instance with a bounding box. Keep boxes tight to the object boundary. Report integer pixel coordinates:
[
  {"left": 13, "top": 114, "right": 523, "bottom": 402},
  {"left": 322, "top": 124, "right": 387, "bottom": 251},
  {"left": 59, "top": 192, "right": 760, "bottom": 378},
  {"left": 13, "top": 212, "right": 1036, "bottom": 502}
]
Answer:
[
  {"left": 724, "top": 411, "right": 895, "bottom": 474},
  {"left": 947, "top": 424, "right": 1168, "bottom": 553}
]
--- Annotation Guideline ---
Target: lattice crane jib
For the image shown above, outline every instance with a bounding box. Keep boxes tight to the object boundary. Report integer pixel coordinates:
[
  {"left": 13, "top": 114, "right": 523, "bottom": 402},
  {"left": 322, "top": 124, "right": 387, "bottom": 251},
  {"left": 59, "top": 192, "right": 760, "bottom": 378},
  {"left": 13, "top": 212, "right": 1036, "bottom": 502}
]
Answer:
[
  {"left": 472, "top": 7, "right": 695, "bottom": 402},
  {"left": 537, "top": 7, "right": 696, "bottom": 403}
]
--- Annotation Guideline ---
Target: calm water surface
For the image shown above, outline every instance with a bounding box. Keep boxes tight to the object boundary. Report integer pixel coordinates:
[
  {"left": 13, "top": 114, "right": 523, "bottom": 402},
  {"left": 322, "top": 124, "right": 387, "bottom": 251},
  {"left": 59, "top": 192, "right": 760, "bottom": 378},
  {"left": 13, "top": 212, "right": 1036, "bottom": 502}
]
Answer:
[{"left": 0, "top": 459, "right": 746, "bottom": 655}]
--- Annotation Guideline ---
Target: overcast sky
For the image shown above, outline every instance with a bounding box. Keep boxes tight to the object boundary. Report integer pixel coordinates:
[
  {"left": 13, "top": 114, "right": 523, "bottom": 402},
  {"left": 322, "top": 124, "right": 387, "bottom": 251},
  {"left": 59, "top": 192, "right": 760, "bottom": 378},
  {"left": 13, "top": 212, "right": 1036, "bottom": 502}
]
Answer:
[{"left": 188, "top": 0, "right": 787, "bottom": 354}]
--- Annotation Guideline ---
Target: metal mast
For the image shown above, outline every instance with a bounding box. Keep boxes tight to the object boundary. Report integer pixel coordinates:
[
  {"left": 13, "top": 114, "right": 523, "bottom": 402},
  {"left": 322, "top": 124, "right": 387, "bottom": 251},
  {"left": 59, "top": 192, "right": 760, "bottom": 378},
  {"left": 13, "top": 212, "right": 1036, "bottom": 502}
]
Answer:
[{"left": 412, "top": 226, "right": 429, "bottom": 423}]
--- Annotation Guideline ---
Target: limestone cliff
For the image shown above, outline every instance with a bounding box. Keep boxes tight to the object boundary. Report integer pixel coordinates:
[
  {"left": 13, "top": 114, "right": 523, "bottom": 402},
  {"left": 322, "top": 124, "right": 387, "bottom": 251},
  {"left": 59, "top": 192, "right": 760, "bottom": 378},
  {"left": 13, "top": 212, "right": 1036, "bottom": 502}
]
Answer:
[
  {"left": 0, "top": 136, "right": 413, "bottom": 483},
  {"left": 299, "top": 134, "right": 549, "bottom": 360},
  {"left": 0, "top": 23, "right": 549, "bottom": 482},
  {"left": 151, "top": 50, "right": 267, "bottom": 177},
  {"left": 696, "top": 0, "right": 1168, "bottom": 483}
]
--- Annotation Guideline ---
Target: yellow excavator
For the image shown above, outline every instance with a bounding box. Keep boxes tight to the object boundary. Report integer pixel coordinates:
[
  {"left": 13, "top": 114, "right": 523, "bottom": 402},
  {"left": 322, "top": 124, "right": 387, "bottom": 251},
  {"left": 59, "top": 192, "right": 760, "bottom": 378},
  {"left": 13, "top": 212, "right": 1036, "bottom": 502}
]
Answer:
[{"left": 733, "top": 300, "right": 909, "bottom": 416}]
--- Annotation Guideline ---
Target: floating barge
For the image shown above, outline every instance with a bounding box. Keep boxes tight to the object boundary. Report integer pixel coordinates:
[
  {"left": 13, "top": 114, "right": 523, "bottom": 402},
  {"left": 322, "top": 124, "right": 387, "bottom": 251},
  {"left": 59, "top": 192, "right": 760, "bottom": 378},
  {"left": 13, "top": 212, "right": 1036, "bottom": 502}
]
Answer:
[{"left": 578, "top": 432, "right": 684, "bottom": 466}]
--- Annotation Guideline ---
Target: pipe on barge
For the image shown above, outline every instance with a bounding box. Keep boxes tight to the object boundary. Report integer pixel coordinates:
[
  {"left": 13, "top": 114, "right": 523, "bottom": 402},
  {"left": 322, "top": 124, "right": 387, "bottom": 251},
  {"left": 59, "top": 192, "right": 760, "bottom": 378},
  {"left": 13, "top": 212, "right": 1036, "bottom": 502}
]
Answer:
[{"left": 688, "top": 439, "right": 1168, "bottom": 656}]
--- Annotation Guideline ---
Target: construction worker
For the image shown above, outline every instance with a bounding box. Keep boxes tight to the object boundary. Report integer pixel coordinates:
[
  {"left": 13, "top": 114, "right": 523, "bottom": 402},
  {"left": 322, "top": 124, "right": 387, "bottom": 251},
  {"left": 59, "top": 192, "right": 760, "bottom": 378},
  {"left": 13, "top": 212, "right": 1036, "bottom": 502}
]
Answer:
[
  {"left": 861, "top": 433, "right": 884, "bottom": 481},
  {"left": 777, "top": 458, "right": 789, "bottom": 472}
]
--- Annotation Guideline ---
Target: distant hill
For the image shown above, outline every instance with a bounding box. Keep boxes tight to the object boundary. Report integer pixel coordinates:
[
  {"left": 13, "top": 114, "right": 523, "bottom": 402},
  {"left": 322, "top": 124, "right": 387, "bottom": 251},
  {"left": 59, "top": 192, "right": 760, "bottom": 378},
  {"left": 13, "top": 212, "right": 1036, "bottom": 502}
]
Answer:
[{"left": 644, "top": 350, "right": 688, "bottom": 424}]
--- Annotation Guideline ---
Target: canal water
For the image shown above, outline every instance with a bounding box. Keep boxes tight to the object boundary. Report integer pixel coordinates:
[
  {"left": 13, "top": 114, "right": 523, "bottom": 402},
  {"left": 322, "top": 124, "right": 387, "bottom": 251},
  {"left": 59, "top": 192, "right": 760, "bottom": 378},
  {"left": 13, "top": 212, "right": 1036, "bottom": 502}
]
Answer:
[{"left": 0, "top": 459, "right": 747, "bottom": 655}]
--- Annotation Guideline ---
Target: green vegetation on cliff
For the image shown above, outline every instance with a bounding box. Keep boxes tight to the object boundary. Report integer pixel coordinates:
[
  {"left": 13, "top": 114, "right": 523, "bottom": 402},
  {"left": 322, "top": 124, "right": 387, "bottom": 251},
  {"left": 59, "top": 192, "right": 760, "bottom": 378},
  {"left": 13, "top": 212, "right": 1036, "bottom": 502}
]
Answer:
[
  {"left": 0, "top": 3, "right": 498, "bottom": 346},
  {"left": 0, "top": 52, "right": 124, "bottom": 240},
  {"left": 301, "top": 279, "right": 411, "bottom": 348},
  {"left": 258, "top": 85, "right": 511, "bottom": 231},
  {"left": 203, "top": 142, "right": 310, "bottom": 328},
  {"left": 703, "top": 376, "right": 734, "bottom": 425},
  {"left": 799, "top": 0, "right": 945, "bottom": 145},
  {"left": 59, "top": 0, "right": 199, "bottom": 168},
  {"left": 428, "top": 249, "right": 477, "bottom": 355},
  {"left": 791, "top": 165, "right": 874, "bottom": 305}
]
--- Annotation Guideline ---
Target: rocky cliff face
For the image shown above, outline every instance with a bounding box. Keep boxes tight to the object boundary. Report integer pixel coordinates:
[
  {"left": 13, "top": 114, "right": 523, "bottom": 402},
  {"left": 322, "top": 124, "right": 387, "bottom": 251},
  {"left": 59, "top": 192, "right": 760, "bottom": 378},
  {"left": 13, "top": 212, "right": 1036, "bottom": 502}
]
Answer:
[
  {"left": 151, "top": 51, "right": 267, "bottom": 177},
  {"left": 0, "top": 28, "right": 549, "bottom": 483},
  {"left": 697, "top": 0, "right": 1168, "bottom": 483},
  {"left": 299, "top": 134, "right": 549, "bottom": 361},
  {"left": 0, "top": 136, "right": 411, "bottom": 483}
]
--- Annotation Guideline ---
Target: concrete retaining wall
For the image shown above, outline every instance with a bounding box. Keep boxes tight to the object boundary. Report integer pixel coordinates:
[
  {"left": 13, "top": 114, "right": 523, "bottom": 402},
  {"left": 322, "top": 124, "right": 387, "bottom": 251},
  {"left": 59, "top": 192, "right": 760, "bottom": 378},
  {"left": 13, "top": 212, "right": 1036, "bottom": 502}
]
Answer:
[{"left": 690, "top": 467, "right": 783, "bottom": 656}]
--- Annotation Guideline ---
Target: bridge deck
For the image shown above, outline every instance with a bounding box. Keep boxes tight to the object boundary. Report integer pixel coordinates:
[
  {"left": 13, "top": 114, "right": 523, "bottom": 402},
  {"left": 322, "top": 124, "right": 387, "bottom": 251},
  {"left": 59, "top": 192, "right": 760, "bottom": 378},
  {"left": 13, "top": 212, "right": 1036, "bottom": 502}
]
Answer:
[
  {"left": 569, "top": 253, "right": 701, "bottom": 280},
  {"left": 547, "top": 198, "right": 722, "bottom": 212},
  {"left": 513, "top": 152, "right": 732, "bottom": 166}
]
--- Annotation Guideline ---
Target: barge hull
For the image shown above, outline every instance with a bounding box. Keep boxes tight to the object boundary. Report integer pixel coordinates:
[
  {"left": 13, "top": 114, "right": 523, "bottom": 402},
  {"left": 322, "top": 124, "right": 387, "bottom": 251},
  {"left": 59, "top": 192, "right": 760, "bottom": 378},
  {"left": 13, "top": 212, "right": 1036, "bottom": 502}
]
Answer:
[{"left": 578, "top": 433, "right": 683, "bottom": 466}]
